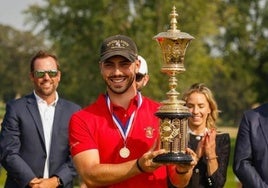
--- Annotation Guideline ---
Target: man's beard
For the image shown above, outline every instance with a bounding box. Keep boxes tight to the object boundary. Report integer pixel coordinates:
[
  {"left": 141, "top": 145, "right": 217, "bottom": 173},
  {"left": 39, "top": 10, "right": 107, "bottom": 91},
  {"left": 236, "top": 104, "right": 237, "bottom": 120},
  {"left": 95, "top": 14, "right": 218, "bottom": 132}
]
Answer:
[{"left": 106, "top": 76, "right": 135, "bottom": 94}]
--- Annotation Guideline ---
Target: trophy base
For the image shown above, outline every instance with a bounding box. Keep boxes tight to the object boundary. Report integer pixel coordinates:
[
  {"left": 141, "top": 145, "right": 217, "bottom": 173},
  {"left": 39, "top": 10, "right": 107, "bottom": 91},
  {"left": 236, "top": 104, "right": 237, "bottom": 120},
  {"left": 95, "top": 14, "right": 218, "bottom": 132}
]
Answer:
[{"left": 153, "top": 152, "right": 192, "bottom": 164}]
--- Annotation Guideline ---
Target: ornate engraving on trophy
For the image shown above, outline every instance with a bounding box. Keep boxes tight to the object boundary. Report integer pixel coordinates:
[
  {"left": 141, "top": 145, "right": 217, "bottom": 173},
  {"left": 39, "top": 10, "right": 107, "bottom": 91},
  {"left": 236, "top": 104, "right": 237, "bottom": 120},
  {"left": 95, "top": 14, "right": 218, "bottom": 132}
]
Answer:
[{"left": 153, "top": 6, "right": 194, "bottom": 164}]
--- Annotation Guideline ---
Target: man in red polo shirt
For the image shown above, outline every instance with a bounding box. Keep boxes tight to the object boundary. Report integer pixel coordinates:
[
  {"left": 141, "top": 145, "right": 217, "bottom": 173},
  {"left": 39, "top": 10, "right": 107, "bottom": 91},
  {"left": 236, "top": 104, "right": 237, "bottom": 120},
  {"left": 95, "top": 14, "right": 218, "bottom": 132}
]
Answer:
[{"left": 69, "top": 35, "right": 198, "bottom": 188}]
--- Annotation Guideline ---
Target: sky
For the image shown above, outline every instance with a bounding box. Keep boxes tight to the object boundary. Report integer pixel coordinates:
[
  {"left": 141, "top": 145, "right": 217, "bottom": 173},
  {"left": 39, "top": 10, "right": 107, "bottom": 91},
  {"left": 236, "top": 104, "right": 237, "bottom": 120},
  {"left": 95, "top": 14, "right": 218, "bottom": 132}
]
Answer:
[{"left": 0, "top": 0, "right": 43, "bottom": 31}]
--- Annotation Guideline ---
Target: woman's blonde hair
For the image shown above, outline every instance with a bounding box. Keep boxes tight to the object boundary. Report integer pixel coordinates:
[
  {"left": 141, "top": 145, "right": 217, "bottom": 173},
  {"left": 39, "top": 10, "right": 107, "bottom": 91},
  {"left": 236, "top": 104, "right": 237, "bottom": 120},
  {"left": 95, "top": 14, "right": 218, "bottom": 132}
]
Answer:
[{"left": 182, "top": 83, "right": 218, "bottom": 129}]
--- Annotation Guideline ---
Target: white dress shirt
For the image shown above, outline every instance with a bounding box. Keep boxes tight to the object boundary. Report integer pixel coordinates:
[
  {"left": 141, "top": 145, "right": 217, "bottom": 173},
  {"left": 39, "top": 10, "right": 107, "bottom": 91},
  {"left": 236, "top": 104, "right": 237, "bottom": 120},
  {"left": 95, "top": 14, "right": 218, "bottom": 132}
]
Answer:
[{"left": 34, "top": 91, "right": 58, "bottom": 178}]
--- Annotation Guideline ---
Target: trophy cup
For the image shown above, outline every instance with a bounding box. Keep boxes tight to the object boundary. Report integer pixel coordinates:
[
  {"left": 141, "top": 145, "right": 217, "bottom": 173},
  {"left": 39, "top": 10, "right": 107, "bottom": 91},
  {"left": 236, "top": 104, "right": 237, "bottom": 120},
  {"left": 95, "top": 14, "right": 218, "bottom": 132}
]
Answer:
[{"left": 153, "top": 6, "right": 194, "bottom": 164}]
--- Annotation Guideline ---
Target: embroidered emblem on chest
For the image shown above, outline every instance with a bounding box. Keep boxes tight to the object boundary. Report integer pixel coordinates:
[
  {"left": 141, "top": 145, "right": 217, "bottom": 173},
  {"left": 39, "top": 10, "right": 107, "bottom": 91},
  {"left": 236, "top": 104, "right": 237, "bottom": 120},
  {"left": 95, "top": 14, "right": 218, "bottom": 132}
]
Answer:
[{"left": 144, "top": 126, "right": 155, "bottom": 138}]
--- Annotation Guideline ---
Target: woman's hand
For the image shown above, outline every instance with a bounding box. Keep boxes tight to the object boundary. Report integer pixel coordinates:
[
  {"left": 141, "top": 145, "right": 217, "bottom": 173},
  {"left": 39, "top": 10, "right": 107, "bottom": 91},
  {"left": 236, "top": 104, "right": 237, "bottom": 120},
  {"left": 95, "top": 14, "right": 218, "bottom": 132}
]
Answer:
[
  {"left": 204, "top": 129, "right": 217, "bottom": 158},
  {"left": 196, "top": 129, "right": 217, "bottom": 159}
]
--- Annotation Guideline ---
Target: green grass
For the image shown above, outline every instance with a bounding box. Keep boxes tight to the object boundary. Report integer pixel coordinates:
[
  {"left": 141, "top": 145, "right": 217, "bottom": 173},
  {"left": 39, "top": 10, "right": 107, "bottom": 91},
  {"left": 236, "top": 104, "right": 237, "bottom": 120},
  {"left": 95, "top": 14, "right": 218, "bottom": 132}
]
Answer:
[
  {"left": 0, "top": 169, "right": 5, "bottom": 187},
  {"left": 0, "top": 101, "right": 5, "bottom": 121},
  {"left": 225, "top": 138, "right": 237, "bottom": 187}
]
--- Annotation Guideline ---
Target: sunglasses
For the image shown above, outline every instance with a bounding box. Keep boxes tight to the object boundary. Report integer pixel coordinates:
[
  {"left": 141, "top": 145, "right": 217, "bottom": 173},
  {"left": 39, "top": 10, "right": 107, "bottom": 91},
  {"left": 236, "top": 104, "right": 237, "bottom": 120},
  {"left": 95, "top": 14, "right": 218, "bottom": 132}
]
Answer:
[
  {"left": 33, "top": 70, "right": 58, "bottom": 78},
  {"left": 136, "top": 73, "right": 145, "bottom": 82}
]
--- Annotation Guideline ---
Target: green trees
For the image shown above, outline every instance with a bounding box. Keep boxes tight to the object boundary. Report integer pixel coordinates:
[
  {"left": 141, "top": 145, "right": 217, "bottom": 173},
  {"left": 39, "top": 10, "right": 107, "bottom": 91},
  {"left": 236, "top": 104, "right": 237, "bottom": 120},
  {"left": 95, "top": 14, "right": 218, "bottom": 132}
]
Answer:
[
  {"left": 0, "top": 25, "right": 47, "bottom": 102},
  {"left": 24, "top": 0, "right": 220, "bottom": 105},
  {"left": 1, "top": 0, "right": 267, "bottom": 125},
  {"left": 213, "top": 0, "right": 268, "bottom": 124}
]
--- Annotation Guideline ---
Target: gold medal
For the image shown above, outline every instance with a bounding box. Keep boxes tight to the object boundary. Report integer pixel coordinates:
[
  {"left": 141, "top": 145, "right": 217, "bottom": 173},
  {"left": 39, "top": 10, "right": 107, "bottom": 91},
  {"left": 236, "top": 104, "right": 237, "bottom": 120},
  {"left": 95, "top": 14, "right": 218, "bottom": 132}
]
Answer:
[{"left": 119, "top": 147, "right": 130, "bottom": 158}]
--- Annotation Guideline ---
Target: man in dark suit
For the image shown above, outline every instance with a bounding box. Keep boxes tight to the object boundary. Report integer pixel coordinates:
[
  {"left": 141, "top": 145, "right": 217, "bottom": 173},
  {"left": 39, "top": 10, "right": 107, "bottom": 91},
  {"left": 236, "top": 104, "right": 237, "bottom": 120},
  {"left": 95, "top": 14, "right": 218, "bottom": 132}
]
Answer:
[
  {"left": 0, "top": 50, "right": 81, "bottom": 188},
  {"left": 233, "top": 103, "right": 268, "bottom": 188}
]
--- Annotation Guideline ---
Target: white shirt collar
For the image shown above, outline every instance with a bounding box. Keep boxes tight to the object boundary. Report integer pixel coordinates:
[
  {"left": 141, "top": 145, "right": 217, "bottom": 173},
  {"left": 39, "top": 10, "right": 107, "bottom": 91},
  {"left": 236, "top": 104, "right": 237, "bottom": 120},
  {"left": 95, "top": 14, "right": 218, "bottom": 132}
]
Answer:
[
  {"left": 33, "top": 90, "right": 59, "bottom": 106},
  {"left": 188, "top": 127, "right": 209, "bottom": 136}
]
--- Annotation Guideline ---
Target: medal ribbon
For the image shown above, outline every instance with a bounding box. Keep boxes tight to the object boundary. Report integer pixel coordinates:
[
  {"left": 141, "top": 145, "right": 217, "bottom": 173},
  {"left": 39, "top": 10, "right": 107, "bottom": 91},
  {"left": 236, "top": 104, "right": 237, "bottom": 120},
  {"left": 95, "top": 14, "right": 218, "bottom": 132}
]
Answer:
[{"left": 106, "top": 92, "right": 142, "bottom": 140}]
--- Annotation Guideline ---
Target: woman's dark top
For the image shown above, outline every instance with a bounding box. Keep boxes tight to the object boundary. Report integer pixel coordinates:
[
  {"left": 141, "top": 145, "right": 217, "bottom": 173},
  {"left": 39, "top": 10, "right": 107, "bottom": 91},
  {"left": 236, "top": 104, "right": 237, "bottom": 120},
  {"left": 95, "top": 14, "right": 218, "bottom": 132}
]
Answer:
[{"left": 168, "top": 132, "right": 230, "bottom": 188}]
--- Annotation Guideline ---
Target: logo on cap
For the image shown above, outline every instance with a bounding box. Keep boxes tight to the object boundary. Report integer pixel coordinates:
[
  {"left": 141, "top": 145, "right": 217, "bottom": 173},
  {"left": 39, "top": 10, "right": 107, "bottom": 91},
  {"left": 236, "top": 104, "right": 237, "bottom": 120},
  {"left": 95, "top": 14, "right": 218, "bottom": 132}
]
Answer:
[
  {"left": 100, "top": 35, "right": 138, "bottom": 62},
  {"left": 107, "top": 40, "right": 130, "bottom": 49}
]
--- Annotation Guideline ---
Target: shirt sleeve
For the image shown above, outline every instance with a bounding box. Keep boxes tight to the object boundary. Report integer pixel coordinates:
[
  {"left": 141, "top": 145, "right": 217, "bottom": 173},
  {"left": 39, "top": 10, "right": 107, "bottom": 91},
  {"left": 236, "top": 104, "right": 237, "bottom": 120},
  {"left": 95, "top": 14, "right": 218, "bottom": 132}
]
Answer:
[{"left": 69, "top": 112, "right": 97, "bottom": 156}]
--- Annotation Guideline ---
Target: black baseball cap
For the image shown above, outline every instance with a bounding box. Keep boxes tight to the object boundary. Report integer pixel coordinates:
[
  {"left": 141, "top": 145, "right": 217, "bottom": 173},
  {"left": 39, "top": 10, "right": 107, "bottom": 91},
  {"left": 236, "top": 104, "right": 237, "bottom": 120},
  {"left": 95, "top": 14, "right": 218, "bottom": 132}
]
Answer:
[{"left": 100, "top": 35, "right": 138, "bottom": 62}]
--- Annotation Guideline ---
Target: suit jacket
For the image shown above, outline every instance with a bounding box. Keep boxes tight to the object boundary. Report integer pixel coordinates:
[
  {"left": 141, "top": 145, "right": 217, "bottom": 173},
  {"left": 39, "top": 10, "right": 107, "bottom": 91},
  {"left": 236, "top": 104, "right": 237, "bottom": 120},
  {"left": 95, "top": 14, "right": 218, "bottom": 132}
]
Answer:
[
  {"left": 233, "top": 103, "right": 268, "bottom": 188},
  {"left": 0, "top": 93, "right": 81, "bottom": 188}
]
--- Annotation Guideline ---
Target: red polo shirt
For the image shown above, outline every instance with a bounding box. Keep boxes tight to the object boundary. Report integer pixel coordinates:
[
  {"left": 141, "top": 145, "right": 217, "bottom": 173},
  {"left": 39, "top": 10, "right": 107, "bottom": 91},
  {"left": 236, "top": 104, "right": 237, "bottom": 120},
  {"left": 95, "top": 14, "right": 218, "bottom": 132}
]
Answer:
[{"left": 69, "top": 94, "right": 168, "bottom": 188}]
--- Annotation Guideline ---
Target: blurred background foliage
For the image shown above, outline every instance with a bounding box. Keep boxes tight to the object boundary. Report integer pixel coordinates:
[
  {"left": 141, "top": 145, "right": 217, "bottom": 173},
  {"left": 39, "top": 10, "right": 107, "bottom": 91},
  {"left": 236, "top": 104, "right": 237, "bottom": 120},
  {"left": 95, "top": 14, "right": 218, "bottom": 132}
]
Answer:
[{"left": 1, "top": 0, "right": 268, "bottom": 126}]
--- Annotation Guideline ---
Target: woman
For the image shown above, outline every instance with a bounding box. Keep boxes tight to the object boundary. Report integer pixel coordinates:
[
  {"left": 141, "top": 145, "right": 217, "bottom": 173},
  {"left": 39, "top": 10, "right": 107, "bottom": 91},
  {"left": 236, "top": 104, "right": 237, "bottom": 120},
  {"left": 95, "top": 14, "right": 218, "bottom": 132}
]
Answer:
[{"left": 182, "top": 83, "right": 230, "bottom": 188}]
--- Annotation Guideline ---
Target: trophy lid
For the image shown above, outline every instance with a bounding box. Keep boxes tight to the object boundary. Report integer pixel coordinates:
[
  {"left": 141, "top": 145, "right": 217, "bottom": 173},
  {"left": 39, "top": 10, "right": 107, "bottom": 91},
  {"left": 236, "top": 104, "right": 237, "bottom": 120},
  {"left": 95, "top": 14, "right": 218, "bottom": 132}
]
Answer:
[{"left": 153, "top": 6, "right": 194, "bottom": 41}]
